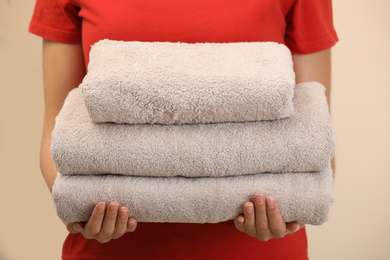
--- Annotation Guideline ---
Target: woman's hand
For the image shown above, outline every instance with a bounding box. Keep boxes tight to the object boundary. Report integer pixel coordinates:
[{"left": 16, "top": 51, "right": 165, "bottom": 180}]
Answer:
[
  {"left": 65, "top": 201, "right": 137, "bottom": 243},
  {"left": 234, "top": 193, "right": 304, "bottom": 242}
]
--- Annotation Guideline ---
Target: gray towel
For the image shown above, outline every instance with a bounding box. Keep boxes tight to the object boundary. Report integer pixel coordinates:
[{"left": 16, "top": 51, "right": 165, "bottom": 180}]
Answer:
[
  {"left": 79, "top": 39, "right": 295, "bottom": 124},
  {"left": 52, "top": 167, "right": 334, "bottom": 225},
  {"left": 51, "top": 82, "right": 336, "bottom": 177}
]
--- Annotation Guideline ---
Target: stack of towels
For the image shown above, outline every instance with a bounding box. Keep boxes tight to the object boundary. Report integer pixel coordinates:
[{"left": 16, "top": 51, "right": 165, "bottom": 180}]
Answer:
[{"left": 51, "top": 39, "right": 336, "bottom": 225}]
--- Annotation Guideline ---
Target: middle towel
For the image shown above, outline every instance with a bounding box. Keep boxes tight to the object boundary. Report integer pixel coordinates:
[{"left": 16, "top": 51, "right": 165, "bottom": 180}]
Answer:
[{"left": 51, "top": 81, "right": 335, "bottom": 177}]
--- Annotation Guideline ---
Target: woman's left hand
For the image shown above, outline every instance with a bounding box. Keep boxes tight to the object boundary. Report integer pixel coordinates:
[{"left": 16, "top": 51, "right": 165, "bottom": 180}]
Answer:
[{"left": 234, "top": 193, "right": 304, "bottom": 241}]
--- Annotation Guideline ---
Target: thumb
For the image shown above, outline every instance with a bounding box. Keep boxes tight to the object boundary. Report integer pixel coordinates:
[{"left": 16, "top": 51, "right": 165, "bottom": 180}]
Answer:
[
  {"left": 286, "top": 222, "right": 300, "bottom": 233},
  {"left": 65, "top": 222, "right": 85, "bottom": 233}
]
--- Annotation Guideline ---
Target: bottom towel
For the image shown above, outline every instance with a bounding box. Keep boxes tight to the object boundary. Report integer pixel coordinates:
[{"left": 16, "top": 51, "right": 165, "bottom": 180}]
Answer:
[{"left": 52, "top": 168, "right": 334, "bottom": 225}]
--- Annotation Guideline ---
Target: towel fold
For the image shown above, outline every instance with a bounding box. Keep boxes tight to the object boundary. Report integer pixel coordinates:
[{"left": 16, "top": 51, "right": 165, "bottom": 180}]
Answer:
[
  {"left": 79, "top": 39, "right": 295, "bottom": 124},
  {"left": 51, "top": 82, "right": 336, "bottom": 177},
  {"left": 52, "top": 167, "right": 334, "bottom": 225}
]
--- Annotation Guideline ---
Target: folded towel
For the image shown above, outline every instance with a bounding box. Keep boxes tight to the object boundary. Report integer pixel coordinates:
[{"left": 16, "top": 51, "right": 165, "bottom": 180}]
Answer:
[
  {"left": 79, "top": 39, "right": 295, "bottom": 124},
  {"left": 52, "top": 167, "right": 334, "bottom": 225},
  {"left": 51, "top": 82, "right": 335, "bottom": 177}
]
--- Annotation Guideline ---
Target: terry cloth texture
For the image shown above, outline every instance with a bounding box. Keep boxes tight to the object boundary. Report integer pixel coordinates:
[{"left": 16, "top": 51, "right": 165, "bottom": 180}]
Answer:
[
  {"left": 51, "top": 82, "right": 336, "bottom": 177},
  {"left": 79, "top": 39, "right": 296, "bottom": 124},
  {"left": 52, "top": 167, "right": 334, "bottom": 225}
]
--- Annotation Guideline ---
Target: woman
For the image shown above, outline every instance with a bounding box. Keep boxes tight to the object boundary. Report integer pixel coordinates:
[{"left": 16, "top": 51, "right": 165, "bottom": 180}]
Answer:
[{"left": 29, "top": 0, "right": 338, "bottom": 259}]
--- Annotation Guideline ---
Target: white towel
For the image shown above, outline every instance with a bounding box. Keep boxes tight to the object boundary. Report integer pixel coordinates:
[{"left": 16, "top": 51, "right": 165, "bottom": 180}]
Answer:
[
  {"left": 52, "top": 167, "right": 334, "bottom": 225},
  {"left": 80, "top": 39, "right": 295, "bottom": 124},
  {"left": 51, "top": 82, "right": 336, "bottom": 177}
]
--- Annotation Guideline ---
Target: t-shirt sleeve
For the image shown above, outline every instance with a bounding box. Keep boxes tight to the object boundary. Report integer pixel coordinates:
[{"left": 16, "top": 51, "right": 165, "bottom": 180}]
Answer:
[
  {"left": 28, "top": 0, "right": 82, "bottom": 44},
  {"left": 284, "top": 0, "right": 338, "bottom": 54}
]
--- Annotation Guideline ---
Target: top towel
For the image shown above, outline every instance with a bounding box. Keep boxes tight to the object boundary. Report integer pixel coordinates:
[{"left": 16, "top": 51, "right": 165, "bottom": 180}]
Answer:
[{"left": 80, "top": 40, "right": 295, "bottom": 125}]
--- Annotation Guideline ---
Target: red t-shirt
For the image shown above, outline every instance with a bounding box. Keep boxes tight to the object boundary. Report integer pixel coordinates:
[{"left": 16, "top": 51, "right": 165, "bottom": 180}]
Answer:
[{"left": 29, "top": 0, "right": 338, "bottom": 259}]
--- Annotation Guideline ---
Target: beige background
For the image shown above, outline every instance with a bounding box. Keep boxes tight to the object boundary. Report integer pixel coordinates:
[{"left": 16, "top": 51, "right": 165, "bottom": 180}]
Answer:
[{"left": 1, "top": 0, "right": 389, "bottom": 259}]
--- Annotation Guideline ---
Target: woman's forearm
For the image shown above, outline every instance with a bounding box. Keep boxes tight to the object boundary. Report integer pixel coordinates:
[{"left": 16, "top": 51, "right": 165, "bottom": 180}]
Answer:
[
  {"left": 40, "top": 39, "right": 86, "bottom": 192},
  {"left": 292, "top": 48, "right": 335, "bottom": 174},
  {"left": 292, "top": 48, "right": 332, "bottom": 108},
  {"left": 40, "top": 130, "right": 57, "bottom": 193}
]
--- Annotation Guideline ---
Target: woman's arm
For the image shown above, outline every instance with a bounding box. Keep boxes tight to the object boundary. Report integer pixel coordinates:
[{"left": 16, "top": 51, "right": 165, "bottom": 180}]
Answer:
[
  {"left": 40, "top": 39, "right": 137, "bottom": 243},
  {"left": 40, "top": 40, "right": 86, "bottom": 192},
  {"left": 292, "top": 48, "right": 332, "bottom": 111},
  {"left": 292, "top": 48, "right": 336, "bottom": 174},
  {"left": 234, "top": 48, "right": 334, "bottom": 241}
]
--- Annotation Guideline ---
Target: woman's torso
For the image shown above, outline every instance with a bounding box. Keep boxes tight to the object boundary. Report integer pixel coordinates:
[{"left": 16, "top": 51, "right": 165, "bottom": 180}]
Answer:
[{"left": 39, "top": 0, "right": 336, "bottom": 258}]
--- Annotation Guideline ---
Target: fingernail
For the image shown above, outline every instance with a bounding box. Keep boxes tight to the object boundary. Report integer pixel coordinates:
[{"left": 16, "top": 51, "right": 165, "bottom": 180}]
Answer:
[
  {"left": 255, "top": 194, "right": 264, "bottom": 205},
  {"left": 97, "top": 202, "right": 105, "bottom": 214},
  {"left": 267, "top": 197, "right": 275, "bottom": 209},
  {"left": 295, "top": 225, "right": 300, "bottom": 232},
  {"left": 73, "top": 223, "right": 82, "bottom": 232},
  {"left": 245, "top": 203, "right": 253, "bottom": 214},
  {"left": 238, "top": 216, "right": 244, "bottom": 223},
  {"left": 119, "top": 208, "right": 128, "bottom": 218},
  {"left": 129, "top": 218, "right": 136, "bottom": 224},
  {"left": 110, "top": 202, "right": 119, "bottom": 213}
]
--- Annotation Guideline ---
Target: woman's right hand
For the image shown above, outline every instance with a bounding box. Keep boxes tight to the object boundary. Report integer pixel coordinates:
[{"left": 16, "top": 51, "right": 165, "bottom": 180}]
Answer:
[{"left": 65, "top": 201, "right": 137, "bottom": 243}]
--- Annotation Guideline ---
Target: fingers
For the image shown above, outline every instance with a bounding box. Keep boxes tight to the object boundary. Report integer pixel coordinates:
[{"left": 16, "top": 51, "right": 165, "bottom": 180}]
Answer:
[
  {"left": 127, "top": 217, "right": 137, "bottom": 232},
  {"left": 266, "top": 197, "right": 287, "bottom": 238},
  {"left": 84, "top": 202, "right": 106, "bottom": 239},
  {"left": 234, "top": 194, "right": 304, "bottom": 242},
  {"left": 98, "top": 202, "right": 120, "bottom": 242},
  {"left": 243, "top": 202, "right": 256, "bottom": 237},
  {"left": 77, "top": 202, "right": 137, "bottom": 243},
  {"left": 254, "top": 193, "right": 268, "bottom": 233},
  {"left": 111, "top": 206, "right": 129, "bottom": 239},
  {"left": 254, "top": 193, "right": 273, "bottom": 241}
]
